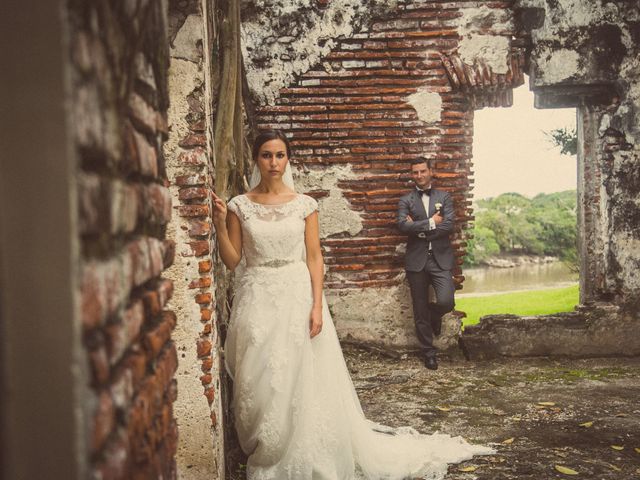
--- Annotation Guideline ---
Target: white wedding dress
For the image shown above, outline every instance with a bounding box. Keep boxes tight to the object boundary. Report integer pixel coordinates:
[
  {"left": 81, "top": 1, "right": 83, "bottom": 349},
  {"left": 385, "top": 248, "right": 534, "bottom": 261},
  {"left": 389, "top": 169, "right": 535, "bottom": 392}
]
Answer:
[{"left": 224, "top": 193, "right": 493, "bottom": 480}]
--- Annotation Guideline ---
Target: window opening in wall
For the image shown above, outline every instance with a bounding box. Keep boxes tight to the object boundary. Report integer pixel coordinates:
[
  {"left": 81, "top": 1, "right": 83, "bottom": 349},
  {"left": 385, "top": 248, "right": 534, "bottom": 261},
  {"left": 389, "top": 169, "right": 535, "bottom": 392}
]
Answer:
[{"left": 460, "top": 78, "right": 578, "bottom": 327}]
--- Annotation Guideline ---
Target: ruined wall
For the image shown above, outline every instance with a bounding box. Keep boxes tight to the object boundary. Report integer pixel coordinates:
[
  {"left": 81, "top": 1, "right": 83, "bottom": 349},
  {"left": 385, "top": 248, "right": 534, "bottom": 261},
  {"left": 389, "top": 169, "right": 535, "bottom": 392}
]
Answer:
[
  {"left": 165, "top": 0, "right": 226, "bottom": 478},
  {"left": 462, "top": 0, "right": 640, "bottom": 358},
  {"left": 70, "top": 1, "right": 180, "bottom": 477},
  {"left": 242, "top": 0, "right": 523, "bottom": 349},
  {"left": 518, "top": 0, "right": 640, "bottom": 309}
]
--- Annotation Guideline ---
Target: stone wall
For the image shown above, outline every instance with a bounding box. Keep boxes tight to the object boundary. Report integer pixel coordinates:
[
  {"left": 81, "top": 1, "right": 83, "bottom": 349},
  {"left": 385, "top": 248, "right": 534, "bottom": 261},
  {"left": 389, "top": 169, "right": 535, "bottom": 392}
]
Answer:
[
  {"left": 243, "top": 0, "right": 523, "bottom": 350},
  {"left": 164, "top": 0, "right": 226, "bottom": 478},
  {"left": 461, "top": 0, "right": 640, "bottom": 359},
  {"left": 69, "top": 1, "right": 179, "bottom": 477}
]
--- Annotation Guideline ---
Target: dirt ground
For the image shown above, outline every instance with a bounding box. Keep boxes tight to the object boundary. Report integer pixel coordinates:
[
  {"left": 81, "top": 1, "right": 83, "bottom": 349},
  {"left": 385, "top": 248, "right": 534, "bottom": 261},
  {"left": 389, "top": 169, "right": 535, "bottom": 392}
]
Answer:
[
  {"left": 348, "top": 347, "right": 640, "bottom": 480},
  {"left": 228, "top": 348, "right": 640, "bottom": 479}
]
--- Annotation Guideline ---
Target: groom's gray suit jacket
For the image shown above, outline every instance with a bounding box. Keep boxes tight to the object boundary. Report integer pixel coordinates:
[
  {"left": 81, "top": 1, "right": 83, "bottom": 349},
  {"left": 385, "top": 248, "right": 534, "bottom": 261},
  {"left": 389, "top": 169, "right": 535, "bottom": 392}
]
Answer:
[{"left": 397, "top": 188, "right": 455, "bottom": 272}]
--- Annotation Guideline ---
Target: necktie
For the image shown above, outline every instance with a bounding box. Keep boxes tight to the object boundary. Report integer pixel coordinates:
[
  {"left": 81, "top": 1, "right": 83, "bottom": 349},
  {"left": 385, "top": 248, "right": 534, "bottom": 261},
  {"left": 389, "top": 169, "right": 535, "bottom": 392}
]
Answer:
[{"left": 417, "top": 188, "right": 431, "bottom": 196}]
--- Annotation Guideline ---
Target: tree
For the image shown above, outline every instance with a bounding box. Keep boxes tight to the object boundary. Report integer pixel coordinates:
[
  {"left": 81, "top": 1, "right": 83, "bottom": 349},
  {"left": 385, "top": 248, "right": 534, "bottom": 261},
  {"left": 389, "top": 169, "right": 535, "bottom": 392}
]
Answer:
[
  {"left": 465, "top": 191, "right": 577, "bottom": 266},
  {"left": 545, "top": 127, "right": 577, "bottom": 156}
]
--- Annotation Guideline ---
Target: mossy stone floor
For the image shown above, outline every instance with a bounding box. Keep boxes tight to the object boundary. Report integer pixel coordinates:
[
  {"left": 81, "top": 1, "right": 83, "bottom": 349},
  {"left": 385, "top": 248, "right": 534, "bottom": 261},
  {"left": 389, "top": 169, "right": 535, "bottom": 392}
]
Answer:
[{"left": 347, "top": 347, "right": 640, "bottom": 479}]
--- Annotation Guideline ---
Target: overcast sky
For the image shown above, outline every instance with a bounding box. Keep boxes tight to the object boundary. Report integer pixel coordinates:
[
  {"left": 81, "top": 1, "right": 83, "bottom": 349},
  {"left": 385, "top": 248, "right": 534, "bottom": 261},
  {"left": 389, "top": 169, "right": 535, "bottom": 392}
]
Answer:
[{"left": 471, "top": 79, "right": 577, "bottom": 200}]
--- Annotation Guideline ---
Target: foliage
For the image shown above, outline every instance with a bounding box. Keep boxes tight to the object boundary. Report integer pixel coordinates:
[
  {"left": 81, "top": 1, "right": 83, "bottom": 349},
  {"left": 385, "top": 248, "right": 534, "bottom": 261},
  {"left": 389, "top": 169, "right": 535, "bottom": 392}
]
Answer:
[
  {"left": 545, "top": 127, "right": 578, "bottom": 156},
  {"left": 464, "top": 190, "right": 577, "bottom": 267},
  {"left": 457, "top": 284, "right": 579, "bottom": 326}
]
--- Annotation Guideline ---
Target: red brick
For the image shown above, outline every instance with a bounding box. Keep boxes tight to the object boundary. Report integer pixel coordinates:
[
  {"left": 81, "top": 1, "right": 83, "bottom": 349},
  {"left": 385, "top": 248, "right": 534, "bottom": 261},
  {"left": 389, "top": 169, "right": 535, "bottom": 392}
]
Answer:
[
  {"left": 189, "top": 118, "right": 206, "bottom": 132},
  {"left": 162, "top": 240, "right": 176, "bottom": 268},
  {"left": 202, "top": 323, "right": 212, "bottom": 335},
  {"left": 178, "top": 133, "right": 207, "bottom": 148},
  {"left": 198, "top": 259, "right": 212, "bottom": 273},
  {"left": 91, "top": 391, "right": 115, "bottom": 453},
  {"left": 178, "top": 147, "right": 208, "bottom": 166},
  {"left": 110, "top": 366, "right": 134, "bottom": 411},
  {"left": 89, "top": 346, "right": 110, "bottom": 386},
  {"left": 122, "top": 346, "right": 147, "bottom": 386},
  {"left": 189, "top": 276, "right": 212, "bottom": 289},
  {"left": 179, "top": 187, "right": 208, "bottom": 201},
  {"left": 201, "top": 357, "right": 213, "bottom": 372},
  {"left": 142, "top": 183, "right": 172, "bottom": 225},
  {"left": 177, "top": 204, "right": 209, "bottom": 217},
  {"left": 126, "top": 124, "right": 159, "bottom": 177},
  {"left": 200, "top": 373, "right": 212, "bottom": 385},
  {"left": 203, "top": 386, "right": 215, "bottom": 404},
  {"left": 175, "top": 174, "right": 207, "bottom": 187},
  {"left": 105, "top": 300, "right": 145, "bottom": 364},
  {"left": 81, "top": 261, "right": 108, "bottom": 330},
  {"left": 197, "top": 339, "right": 212, "bottom": 358},
  {"left": 188, "top": 219, "right": 211, "bottom": 237},
  {"left": 142, "top": 289, "right": 161, "bottom": 318},
  {"left": 195, "top": 293, "right": 212, "bottom": 305},
  {"left": 200, "top": 308, "right": 212, "bottom": 321},
  {"left": 144, "top": 311, "right": 177, "bottom": 357},
  {"left": 129, "top": 93, "right": 157, "bottom": 135},
  {"left": 189, "top": 240, "right": 210, "bottom": 256}
]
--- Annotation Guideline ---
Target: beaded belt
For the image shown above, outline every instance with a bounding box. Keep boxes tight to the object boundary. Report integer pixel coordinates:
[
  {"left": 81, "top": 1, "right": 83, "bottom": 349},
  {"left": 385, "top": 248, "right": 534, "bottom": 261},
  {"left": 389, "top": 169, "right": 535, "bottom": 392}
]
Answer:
[{"left": 250, "top": 259, "right": 299, "bottom": 268}]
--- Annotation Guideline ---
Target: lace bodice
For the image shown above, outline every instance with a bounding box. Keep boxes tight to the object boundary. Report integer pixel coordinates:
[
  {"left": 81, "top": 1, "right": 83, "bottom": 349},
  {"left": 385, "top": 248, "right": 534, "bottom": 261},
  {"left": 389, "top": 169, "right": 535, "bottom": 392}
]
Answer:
[{"left": 227, "top": 194, "right": 318, "bottom": 268}]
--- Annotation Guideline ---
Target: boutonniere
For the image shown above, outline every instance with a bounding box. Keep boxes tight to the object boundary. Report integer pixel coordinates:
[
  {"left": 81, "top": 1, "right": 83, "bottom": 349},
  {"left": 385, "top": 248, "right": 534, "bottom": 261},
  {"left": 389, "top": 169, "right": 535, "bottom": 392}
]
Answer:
[{"left": 435, "top": 202, "right": 443, "bottom": 214}]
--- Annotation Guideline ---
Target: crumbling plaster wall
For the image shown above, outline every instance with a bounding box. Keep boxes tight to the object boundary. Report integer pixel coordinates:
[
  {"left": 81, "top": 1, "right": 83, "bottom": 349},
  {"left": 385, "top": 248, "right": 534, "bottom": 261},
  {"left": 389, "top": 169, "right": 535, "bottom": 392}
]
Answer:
[
  {"left": 165, "top": 2, "right": 225, "bottom": 478},
  {"left": 518, "top": 0, "right": 640, "bottom": 308},
  {"left": 242, "top": 0, "right": 522, "bottom": 351},
  {"left": 461, "top": 1, "right": 640, "bottom": 358}
]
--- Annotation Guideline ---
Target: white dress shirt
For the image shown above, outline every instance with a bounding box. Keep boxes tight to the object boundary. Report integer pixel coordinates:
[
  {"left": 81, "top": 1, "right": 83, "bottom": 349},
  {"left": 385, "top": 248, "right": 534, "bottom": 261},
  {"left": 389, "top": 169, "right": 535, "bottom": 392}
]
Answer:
[{"left": 418, "top": 186, "right": 436, "bottom": 250}]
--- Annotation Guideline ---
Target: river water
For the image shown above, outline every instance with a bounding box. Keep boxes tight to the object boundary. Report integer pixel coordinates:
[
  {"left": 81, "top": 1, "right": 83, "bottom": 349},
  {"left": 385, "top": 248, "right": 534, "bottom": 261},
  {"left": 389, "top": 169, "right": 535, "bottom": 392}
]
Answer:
[{"left": 460, "top": 261, "right": 578, "bottom": 297}]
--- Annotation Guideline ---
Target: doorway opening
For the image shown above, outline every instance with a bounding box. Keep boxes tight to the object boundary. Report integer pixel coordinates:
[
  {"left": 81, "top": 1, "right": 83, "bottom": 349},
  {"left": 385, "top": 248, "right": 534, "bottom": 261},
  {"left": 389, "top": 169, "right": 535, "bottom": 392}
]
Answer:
[{"left": 460, "top": 79, "right": 579, "bottom": 327}]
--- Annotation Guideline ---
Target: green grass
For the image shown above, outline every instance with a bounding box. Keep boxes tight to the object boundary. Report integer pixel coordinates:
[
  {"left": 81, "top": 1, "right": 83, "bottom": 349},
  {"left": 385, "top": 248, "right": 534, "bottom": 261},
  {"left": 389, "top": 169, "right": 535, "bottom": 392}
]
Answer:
[{"left": 457, "top": 284, "right": 579, "bottom": 327}]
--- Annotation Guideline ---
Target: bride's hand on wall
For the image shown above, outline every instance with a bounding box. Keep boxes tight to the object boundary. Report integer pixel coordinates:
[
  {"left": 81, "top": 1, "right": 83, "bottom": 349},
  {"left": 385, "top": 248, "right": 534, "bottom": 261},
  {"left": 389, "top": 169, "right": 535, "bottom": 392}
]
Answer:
[
  {"left": 309, "top": 305, "right": 323, "bottom": 338},
  {"left": 211, "top": 192, "right": 227, "bottom": 229}
]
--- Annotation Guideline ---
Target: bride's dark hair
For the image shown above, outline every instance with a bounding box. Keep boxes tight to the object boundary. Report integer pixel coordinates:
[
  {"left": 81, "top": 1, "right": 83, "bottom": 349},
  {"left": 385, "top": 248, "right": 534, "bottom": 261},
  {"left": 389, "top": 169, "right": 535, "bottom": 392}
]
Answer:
[{"left": 252, "top": 129, "right": 292, "bottom": 160}]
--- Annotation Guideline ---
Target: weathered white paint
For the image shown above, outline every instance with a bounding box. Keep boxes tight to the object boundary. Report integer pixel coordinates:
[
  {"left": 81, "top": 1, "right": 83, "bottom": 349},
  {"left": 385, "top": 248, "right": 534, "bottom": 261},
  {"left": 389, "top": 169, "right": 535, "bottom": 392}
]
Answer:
[
  {"left": 242, "top": 0, "right": 398, "bottom": 104},
  {"left": 406, "top": 90, "right": 442, "bottom": 124},
  {"left": 293, "top": 165, "right": 363, "bottom": 238},
  {"left": 536, "top": 48, "right": 581, "bottom": 83},
  {"left": 458, "top": 34, "right": 510, "bottom": 74},
  {"left": 172, "top": 15, "right": 204, "bottom": 63}
]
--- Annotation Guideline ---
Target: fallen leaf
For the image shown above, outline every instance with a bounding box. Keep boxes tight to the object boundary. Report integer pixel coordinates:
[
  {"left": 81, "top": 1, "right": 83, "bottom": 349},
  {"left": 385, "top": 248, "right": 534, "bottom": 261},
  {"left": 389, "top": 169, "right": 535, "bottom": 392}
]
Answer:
[
  {"left": 608, "top": 464, "right": 621, "bottom": 472},
  {"left": 611, "top": 445, "right": 624, "bottom": 451},
  {"left": 634, "top": 447, "right": 640, "bottom": 454},
  {"left": 436, "top": 406, "right": 451, "bottom": 412},
  {"left": 501, "top": 437, "right": 515, "bottom": 444},
  {"left": 538, "top": 401, "right": 556, "bottom": 406},
  {"left": 614, "top": 413, "right": 628, "bottom": 417},
  {"left": 578, "top": 421, "right": 593, "bottom": 428},
  {"left": 458, "top": 466, "right": 477, "bottom": 472},
  {"left": 555, "top": 465, "right": 579, "bottom": 475}
]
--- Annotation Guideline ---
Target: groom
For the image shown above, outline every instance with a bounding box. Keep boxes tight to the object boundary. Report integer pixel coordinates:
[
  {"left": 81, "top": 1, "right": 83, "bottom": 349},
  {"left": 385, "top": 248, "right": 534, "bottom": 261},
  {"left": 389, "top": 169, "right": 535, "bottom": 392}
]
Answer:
[{"left": 397, "top": 157, "right": 455, "bottom": 370}]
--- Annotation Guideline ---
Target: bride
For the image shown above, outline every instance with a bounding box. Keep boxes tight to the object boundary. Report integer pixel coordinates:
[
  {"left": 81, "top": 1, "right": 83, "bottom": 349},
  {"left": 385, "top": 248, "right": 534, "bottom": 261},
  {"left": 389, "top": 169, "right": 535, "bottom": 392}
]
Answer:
[{"left": 212, "top": 129, "right": 493, "bottom": 479}]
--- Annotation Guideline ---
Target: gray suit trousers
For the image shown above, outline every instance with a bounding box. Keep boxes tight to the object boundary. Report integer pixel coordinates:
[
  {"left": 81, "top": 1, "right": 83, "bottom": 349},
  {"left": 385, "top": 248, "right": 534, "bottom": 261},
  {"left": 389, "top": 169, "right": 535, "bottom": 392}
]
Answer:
[{"left": 406, "top": 254, "right": 455, "bottom": 357}]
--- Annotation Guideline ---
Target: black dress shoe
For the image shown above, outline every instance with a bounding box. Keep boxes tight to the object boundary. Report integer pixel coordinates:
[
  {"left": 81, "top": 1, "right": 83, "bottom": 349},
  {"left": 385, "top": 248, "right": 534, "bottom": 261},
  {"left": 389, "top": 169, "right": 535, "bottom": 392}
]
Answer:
[{"left": 424, "top": 356, "right": 438, "bottom": 370}]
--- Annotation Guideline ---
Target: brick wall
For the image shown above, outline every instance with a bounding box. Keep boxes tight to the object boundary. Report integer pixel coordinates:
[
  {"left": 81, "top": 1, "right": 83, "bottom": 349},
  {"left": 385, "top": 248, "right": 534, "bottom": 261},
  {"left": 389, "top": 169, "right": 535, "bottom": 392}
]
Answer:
[
  {"left": 165, "top": 1, "right": 226, "bottom": 477},
  {"left": 70, "top": 2, "right": 178, "bottom": 477},
  {"left": 249, "top": 0, "right": 523, "bottom": 347}
]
